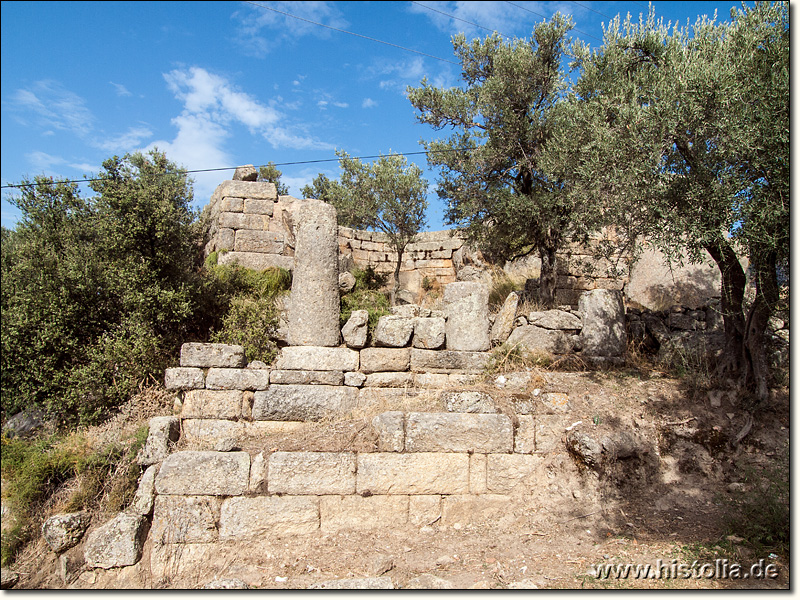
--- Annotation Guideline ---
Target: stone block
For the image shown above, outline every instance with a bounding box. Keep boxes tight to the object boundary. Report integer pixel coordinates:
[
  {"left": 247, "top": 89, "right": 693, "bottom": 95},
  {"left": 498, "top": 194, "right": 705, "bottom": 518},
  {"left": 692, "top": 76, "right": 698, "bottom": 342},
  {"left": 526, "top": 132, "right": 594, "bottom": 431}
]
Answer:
[
  {"left": 410, "top": 349, "right": 490, "bottom": 373},
  {"left": 268, "top": 452, "right": 356, "bottom": 495},
  {"left": 288, "top": 199, "right": 340, "bottom": 347},
  {"left": 181, "top": 419, "right": 244, "bottom": 449},
  {"left": 215, "top": 180, "right": 278, "bottom": 201},
  {"left": 528, "top": 310, "right": 582, "bottom": 330},
  {"left": 182, "top": 390, "right": 242, "bottom": 420},
  {"left": 243, "top": 198, "right": 274, "bottom": 215},
  {"left": 409, "top": 495, "right": 442, "bottom": 527},
  {"left": 128, "top": 464, "right": 158, "bottom": 516},
  {"left": 83, "top": 513, "right": 146, "bottom": 569},
  {"left": 344, "top": 372, "right": 366, "bottom": 387},
  {"left": 491, "top": 292, "right": 519, "bottom": 345},
  {"left": 357, "top": 453, "right": 469, "bottom": 495},
  {"left": 579, "top": 289, "right": 626, "bottom": 357},
  {"left": 137, "top": 416, "right": 180, "bottom": 466},
  {"left": 269, "top": 369, "right": 344, "bottom": 386},
  {"left": 505, "top": 325, "right": 572, "bottom": 355},
  {"left": 42, "top": 512, "right": 91, "bottom": 553},
  {"left": 514, "top": 416, "right": 536, "bottom": 454},
  {"left": 249, "top": 451, "right": 267, "bottom": 493},
  {"left": 219, "top": 496, "right": 319, "bottom": 539},
  {"left": 220, "top": 197, "right": 243, "bottom": 212},
  {"left": 234, "top": 229, "right": 283, "bottom": 253},
  {"left": 486, "top": 454, "right": 545, "bottom": 493},
  {"left": 252, "top": 385, "right": 358, "bottom": 421},
  {"left": 150, "top": 496, "right": 220, "bottom": 544},
  {"left": 539, "top": 392, "right": 571, "bottom": 414},
  {"left": 218, "top": 212, "right": 269, "bottom": 231},
  {"left": 233, "top": 164, "right": 258, "bottom": 181},
  {"left": 364, "top": 372, "right": 415, "bottom": 387},
  {"left": 341, "top": 310, "right": 368, "bottom": 349},
  {"left": 319, "top": 495, "right": 409, "bottom": 533},
  {"left": 276, "top": 346, "right": 359, "bottom": 372},
  {"left": 374, "top": 316, "right": 415, "bottom": 347},
  {"left": 205, "top": 368, "right": 270, "bottom": 390},
  {"left": 443, "top": 282, "right": 490, "bottom": 351},
  {"left": 155, "top": 451, "right": 250, "bottom": 496},
  {"left": 217, "top": 251, "right": 294, "bottom": 271},
  {"left": 469, "top": 453, "right": 487, "bottom": 494},
  {"left": 440, "top": 391, "right": 496, "bottom": 413},
  {"left": 372, "top": 412, "right": 405, "bottom": 452},
  {"left": 215, "top": 228, "right": 235, "bottom": 251},
  {"left": 405, "top": 413, "right": 512, "bottom": 453},
  {"left": 534, "top": 415, "right": 567, "bottom": 453},
  {"left": 180, "top": 343, "right": 246, "bottom": 368},
  {"left": 360, "top": 347, "right": 411, "bottom": 374},
  {"left": 441, "top": 494, "right": 517, "bottom": 527},
  {"left": 310, "top": 577, "right": 395, "bottom": 590},
  {"left": 414, "top": 373, "right": 449, "bottom": 389},
  {"left": 412, "top": 317, "right": 446, "bottom": 349},
  {"left": 164, "top": 367, "right": 204, "bottom": 390}
]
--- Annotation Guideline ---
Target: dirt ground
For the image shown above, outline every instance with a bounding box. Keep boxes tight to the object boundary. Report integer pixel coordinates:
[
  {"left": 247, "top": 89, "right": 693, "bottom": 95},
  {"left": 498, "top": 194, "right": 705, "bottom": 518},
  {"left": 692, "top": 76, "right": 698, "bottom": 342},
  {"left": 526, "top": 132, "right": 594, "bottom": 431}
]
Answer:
[{"left": 6, "top": 369, "right": 790, "bottom": 590}]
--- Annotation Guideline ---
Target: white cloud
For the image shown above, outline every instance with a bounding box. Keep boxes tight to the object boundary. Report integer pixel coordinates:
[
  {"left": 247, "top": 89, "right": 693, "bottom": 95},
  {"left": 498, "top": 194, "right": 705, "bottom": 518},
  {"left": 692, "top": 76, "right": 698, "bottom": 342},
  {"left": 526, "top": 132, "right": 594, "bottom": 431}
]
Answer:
[
  {"left": 362, "top": 98, "right": 377, "bottom": 108},
  {"left": 25, "top": 151, "right": 66, "bottom": 171},
  {"left": 11, "top": 81, "right": 94, "bottom": 136},
  {"left": 95, "top": 126, "right": 153, "bottom": 153},
  {"left": 110, "top": 81, "right": 132, "bottom": 97},
  {"left": 232, "top": 1, "right": 349, "bottom": 58},
  {"left": 332, "top": 101, "right": 349, "bottom": 109}
]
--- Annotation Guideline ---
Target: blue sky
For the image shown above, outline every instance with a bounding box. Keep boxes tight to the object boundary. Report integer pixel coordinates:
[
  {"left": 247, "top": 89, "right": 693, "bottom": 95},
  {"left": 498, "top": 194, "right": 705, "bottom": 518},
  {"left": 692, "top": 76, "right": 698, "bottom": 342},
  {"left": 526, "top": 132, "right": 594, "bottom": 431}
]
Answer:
[{"left": 1, "top": 1, "right": 755, "bottom": 231}]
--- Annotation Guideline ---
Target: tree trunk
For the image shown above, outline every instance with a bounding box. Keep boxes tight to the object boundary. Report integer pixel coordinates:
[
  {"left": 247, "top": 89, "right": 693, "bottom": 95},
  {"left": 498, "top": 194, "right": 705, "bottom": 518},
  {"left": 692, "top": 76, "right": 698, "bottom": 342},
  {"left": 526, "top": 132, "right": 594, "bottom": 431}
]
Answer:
[
  {"left": 539, "top": 246, "right": 558, "bottom": 309},
  {"left": 705, "top": 237, "right": 747, "bottom": 378},
  {"left": 391, "top": 246, "right": 404, "bottom": 306},
  {"left": 742, "top": 249, "right": 779, "bottom": 402}
]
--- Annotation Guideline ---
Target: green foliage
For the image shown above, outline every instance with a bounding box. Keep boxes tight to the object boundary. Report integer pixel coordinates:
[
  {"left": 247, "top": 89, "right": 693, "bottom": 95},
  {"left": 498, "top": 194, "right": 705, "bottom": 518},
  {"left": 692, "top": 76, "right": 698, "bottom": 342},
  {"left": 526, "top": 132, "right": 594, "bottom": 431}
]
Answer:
[
  {"left": 206, "top": 266, "right": 292, "bottom": 364},
  {"left": 340, "top": 267, "right": 391, "bottom": 334},
  {"left": 0, "top": 430, "right": 146, "bottom": 566},
  {"left": 300, "top": 173, "right": 337, "bottom": 202},
  {"left": 408, "top": 14, "right": 598, "bottom": 307},
  {"left": 724, "top": 442, "right": 789, "bottom": 554},
  {"left": 1, "top": 150, "right": 203, "bottom": 426},
  {"left": 257, "top": 161, "right": 290, "bottom": 196}
]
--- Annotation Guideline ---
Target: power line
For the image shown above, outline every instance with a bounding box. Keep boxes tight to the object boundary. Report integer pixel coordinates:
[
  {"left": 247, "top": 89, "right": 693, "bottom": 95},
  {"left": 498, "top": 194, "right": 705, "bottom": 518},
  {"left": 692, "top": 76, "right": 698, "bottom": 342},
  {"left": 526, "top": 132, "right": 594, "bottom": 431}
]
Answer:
[
  {"left": 410, "top": 1, "right": 513, "bottom": 39},
  {"left": 570, "top": 1, "right": 614, "bottom": 20},
  {"left": 243, "top": 1, "right": 459, "bottom": 65},
  {"left": 0, "top": 148, "right": 473, "bottom": 191},
  {"left": 503, "top": 0, "right": 605, "bottom": 43}
]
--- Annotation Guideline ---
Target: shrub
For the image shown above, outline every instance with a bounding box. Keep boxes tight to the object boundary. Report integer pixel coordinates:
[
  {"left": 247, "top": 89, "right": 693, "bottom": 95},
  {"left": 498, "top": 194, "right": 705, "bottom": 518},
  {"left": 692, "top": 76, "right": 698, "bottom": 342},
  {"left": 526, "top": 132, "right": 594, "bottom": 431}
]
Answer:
[{"left": 340, "top": 267, "right": 391, "bottom": 335}]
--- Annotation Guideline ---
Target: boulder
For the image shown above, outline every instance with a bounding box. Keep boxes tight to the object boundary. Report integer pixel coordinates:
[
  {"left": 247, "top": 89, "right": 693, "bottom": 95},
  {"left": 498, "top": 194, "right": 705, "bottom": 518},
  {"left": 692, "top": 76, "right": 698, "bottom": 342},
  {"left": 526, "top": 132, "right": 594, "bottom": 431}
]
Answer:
[
  {"left": 341, "top": 310, "right": 369, "bottom": 349},
  {"left": 443, "top": 282, "right": 490, "bottom": 351},
  {"left": 83, "top": 513, "right": 146, "bottom": 569},
  {"left": 180, "top": 343, "right": 246, "bottom": 368},
  {"left": 374, "top": 316, "right": 415, "bottom": 347},
  {"left": 491, "top": 292, "right": 519, "bottom": 345},
  {"left": 339, "top": 271, "right": 356, "bottom": 293},
  {"left": 505, "top": 325, "right": 572, "bottom": 355},
  {"left": 42, "top": 512, "right": 91, "bottom": 553},
  {"left": 579, "top": 290, "right": 626, "bottom": 357},
  {"left": 412, "top": 317, "right": 446, "bottom": 350},
  {"left": 232, "top": 165, "right": 257, "bottom": 181},
  {"left": 136, "top": 417, "right": 180, "bottom": 466},
  {"left": 528, "top": 309, "right": 582, "bottom": 330}
]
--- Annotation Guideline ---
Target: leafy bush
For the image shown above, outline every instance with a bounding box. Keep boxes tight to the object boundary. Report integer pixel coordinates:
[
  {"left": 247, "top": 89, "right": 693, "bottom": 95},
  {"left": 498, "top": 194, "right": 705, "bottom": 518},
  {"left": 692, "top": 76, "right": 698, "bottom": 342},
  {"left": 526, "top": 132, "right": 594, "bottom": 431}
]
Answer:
[{"left": 340, "top": 267, "right": 391, "bottom": 335}]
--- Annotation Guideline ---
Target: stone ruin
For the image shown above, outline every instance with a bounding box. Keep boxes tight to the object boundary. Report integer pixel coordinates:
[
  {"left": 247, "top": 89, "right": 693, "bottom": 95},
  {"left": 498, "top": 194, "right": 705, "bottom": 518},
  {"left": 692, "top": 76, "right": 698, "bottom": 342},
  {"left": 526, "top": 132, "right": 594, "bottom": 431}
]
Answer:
[{"left": 55, "top": 170, "right": 744, "bottom": 586}]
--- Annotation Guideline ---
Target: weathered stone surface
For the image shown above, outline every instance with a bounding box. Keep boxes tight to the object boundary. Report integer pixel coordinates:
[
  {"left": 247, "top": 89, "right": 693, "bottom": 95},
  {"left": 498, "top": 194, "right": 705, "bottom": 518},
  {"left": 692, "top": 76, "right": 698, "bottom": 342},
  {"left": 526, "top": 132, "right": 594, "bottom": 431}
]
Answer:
[
  {"left": 249, "top": 452, "right": 267, "bottom": 493},
  {"left": 128, "top": 465, "right": 158, "bottom": 516},
  {"left": 405, "top": 574, "right": 455, "bottom": 589},
  {"left": 181, "top": 419, "right": 244, "bottom": 449},
  {"left": 412, "top": 317, "right": 446, "bottom": 349},
  {"left": 83, "top": 513, "right": 146, "bottom": 569},
  {"left": 491, "top": 292, "right": 519, "bottom": 345},
  {"left": 310, "top": 576, "right": 395, "bottom": 590},
  {"left": 414, "top": 373, "right": 449, "bottom": 388},
  {"left": 150, "top": 496, "right": 220, "bottom": 544},
  {"left": 505, "top": 325, "right": 572, "bottom": 355},
  {"left": 319, "top": 495, "right": 409, "bottom": 533},
  {"left": 218, "top": 212, "right": 269, "bottom": 230},
  {"left": 514, "top": 416, "right": 536, "bottom": 454},
  {"left": 341, "top": 310, "right": 368, "bottom": 349},
  {"left": 215, "top": 180, "right": 277, "bottom": 201},
  {"left": 1, "top": 569, "right": 19, "bottom": 589},
  {"left": 344, "top": 371, "right": 367, "bottom": 387},
  {"left": 579, "top": 289, "right": 627, "bottom": 357},
  {"left": 164, "top": 367, "right": 204, "bottom": 390},
  {"left": 469, "top": 454, "right": 487, "bottom": 494},
  {"left": 357, "top": 453, "right": 469, "bottom": 495},
  {"left": 217, "top": 251, "right": 294, "bottom": 271},
  {"left": 276, "top": 346, "right": 359, "bottom": 372},
  {"left": 566, "top": 430, "right": 603, "bottom": 468},
  {"left": 203, "top": 579, "right": 251, "bottom": 589},
  {"left": 268, "top": 452, "right": 356, "bottom": 495},
  {"left": 269, "top": 369, "right": 344, "bottom": 386},
  {"left": 180, "top": 343, "right": 246, "bottom": 368},
  {"left": 42, "top": 512, "right": 91, "bottom": 553},
  {"left": 440, "top": 391, "right": 496, "bottom": 413},
  {"left": 219, "top": 496, "right": 319, "bottom": 539},
  {"left": 539, "top": 392, "right": 571, "bottom": 414},
  {"left": 339, "top": 271, "right": 356, "bottom": 293},
  {"left": 441, "top": 494, "right": 516, "bottom": 526},
  {"left": 252, "top": 385, "right": 358, "bottom": 421},
  {"left": 372, "top": 412, "right": 405, "bottom": 452},
  {"left": 155, "top": 451, "right": 250, "bottom": 496},
  {"left": 243, "top": 198, "right": 275, "bottom": 216},
  {"left": 443, "top": 282, "right": 490, "bottom": 351},
  {"left": 205, "top": 368, "right": 270, "bottom": 390},
  {"left": 364, "top": 372, "right": 415, "bottom": 388},
  {"left": 360, "top": 347, "right": 411, "bottom": 374},
  {"left": 405, "top": 413, "right": 513, "bottom": 453},
  {"left": 288, "top": 199, "right": 340, "bottom": 346},
  {"left": 409, "top": 495, "right": 442, "bottom": 526},
  {"left": 181, "top": 390, "right": 242, "bottom": 420},
  {"left": 1, "top": 407, "right": 46, "bottom": 438},
  {"left": 410, "top": 349, "right": 490, "bottom": 373},
  {"left": 234, "top": 230, "right": 283, "bottom": 253},
  {"left": 232, "top": 165, "right": 257, "bottom": 181},
  {"left": 374, "top": 316, "right": 415, "bottom": 347},
  {"left": 137, "top": 416, "right": 180, "bottom": 465},
  {"left": 528, "top": 309, "right": 582, "bottom": 330},
  {"left": 486, "top": 454, "right": 545, "bottom": 493}
]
